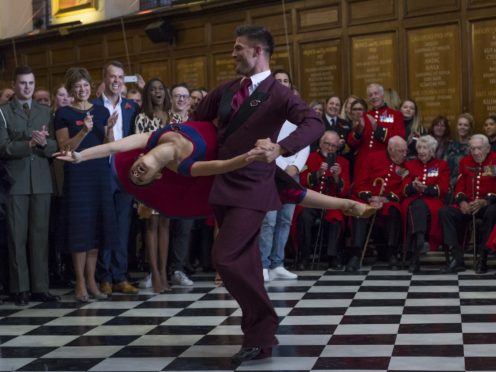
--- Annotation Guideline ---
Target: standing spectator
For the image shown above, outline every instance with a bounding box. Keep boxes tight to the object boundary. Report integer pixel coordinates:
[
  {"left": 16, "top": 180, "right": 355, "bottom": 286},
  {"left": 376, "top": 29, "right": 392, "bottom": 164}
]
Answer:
[
  {"left": 484, "top": 115, "right": 496, "bottom": 151},
  {"left": 189, "top": 88, "right": 204, "bottom": 113},
  {"left": 54, "top": 67, "right": 118, "bottom": 302},
  {"left": 309, "top": 100, "right": 323, "bottom": 116},
  {"left": 170, "top": 83, "right": 190, "bottom": 122},
  {"left": 0, "top": 66, "right": 59, "bottom": 306},
  {"left": 296, "top": 131, "right": 349, "bottom": 270},
  {"left": 33, "top": 88, "right": 51, "bottom": 107},
  {"left": 439, "top": 135, "right": 496, "bottom": 273},
  {"left": 445, "top": 113, "right": 473, "bottom": 189},
  {"left": 93, "top": 61, "right": 139, "bottom": 295},
  {"left": 383, "top": 88, "right": 401, "bottom": 110},
  {"left": 134, "top": 78, "right": 172, "bottom": 293},
  {"left": 126, "top": 88, "right": 142, "bottom": 108},
  {"left": 52, "top": 84, "right": 73, "bottom": 111},
  {"left": 348, "top": 83, "right": 405, "bottom": 180},
  {"left": 259, "top": 69, "right": 309, "bottom": 281},
  {"left": 340, "top": 94, "right": 361, "bottom": 123},
  {"left": 316, "top": 95, "right": 351, "bottom": 154},
  {"left": 428, "top": 116, "right": 451, "bottom": 159},
  {"left": 400, "top": 99, "right": 426, "bottom": 159},
  {"left": 0, "top": 88, "right": 14, "bottom": 104}
]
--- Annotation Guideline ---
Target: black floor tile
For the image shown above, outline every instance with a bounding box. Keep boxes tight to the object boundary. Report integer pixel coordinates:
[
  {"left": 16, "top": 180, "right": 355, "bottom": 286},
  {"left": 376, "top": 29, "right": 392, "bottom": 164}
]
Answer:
[
  {"left": 398, "top": 323, "right": 462, "bottom": 333},
  {"left": 147, "top": 325, "right": 215, "bottom": 335},
  {"left": 175, "top": 308, "right": 237, "bottom": 317},
  {"left": 340, "top": 315, "right": 402, "bottom": 324},
  {"left": 328, "top": 334, "right": 396, "bottom": 345},
  {"left": 0, "top": 346, "right": 55, "bottom": 358},
  {"left": 26, "top": 325, "right": 96, "bottom": 335},
  {"left": 66, "top": 335, "right": 140, "bottom": 346},
  {"left": 393, "top": 344, "right": 464, "bottom": 356},
  {"left": 288, "top": 307, "right": 347, "bottom": 316},
  {"left": 277, "top": 325, "right": 337, "bottom": 335},
  {"left": 196, "top": 335, "right": 244, "bottom": 345},
  {"left": 402, "top": 306, "right": 460, "bottom": 314},
  {"left": 163, "top": 357, "right": 234, "bottom": 370},
  {"left": 104, "top": 316, "right": 168, "bottom": 325},
  {"left": 18, "top": 358, "right": 103, "bottom": 371},
  {"left": 112, "top": 345, "right": 188, "bottom": 357},
  {"left": 313, "top": 356, "right": 390, "bottom": 370}
]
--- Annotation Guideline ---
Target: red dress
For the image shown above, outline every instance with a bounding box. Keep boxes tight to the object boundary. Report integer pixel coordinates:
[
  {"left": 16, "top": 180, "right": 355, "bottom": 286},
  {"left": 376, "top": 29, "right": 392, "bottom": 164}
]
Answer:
[{"left": 401, "top": 158, "right": 450, "bottom": 251}]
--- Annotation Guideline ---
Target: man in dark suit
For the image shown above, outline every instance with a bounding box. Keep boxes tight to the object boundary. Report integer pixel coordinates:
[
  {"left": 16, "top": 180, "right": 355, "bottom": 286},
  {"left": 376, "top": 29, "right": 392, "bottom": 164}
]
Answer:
[
  {"left": 193, "top": 25, "right": 324, "bottom": 363},
  {"left": 93, "top": 61, "right": 139, "bottom": 295},
  {"left": 0, "top": 66, "right": 59, "bottom": 306}
]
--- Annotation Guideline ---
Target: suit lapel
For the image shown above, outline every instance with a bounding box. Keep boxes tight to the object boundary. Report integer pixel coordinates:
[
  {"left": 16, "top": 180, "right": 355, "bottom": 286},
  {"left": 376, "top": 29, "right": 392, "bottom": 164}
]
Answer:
[{"left": 120, "top": 99, "right": 130, "bottom": 136}]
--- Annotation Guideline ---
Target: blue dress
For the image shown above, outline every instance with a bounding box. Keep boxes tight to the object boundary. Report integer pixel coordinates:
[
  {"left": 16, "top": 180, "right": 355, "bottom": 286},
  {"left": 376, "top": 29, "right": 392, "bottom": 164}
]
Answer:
[{"left": 54, "top": 105, "right": 117, "bottom": 252}]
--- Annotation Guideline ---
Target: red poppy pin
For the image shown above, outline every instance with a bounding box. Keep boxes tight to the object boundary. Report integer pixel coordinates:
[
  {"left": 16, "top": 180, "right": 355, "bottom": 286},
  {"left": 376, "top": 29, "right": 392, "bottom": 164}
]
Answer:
[
  {"left": 75, "top": 120, "right": 84, "bottom": 126},
  {"left": 250, "top": 99, "right": 261, "bottom": 107},
  {"left": 124, "top": 102, "right": 132, "bottom": 110}
]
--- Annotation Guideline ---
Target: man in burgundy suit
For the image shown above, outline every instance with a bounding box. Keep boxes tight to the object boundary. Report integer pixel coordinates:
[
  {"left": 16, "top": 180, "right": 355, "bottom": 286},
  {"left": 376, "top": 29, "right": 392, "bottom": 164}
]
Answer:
[{"left": 193, "top": 24, "right": 324, "bottom": 363}]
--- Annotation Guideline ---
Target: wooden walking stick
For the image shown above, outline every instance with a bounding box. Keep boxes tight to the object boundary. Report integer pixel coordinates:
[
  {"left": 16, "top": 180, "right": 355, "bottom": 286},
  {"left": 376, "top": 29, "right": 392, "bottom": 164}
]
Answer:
[
  {"left": 472, "top": 176, "right": 477, "bottom": 270},
  {"left": 359, "top": 177, "right": 385, "bottom": 268}
]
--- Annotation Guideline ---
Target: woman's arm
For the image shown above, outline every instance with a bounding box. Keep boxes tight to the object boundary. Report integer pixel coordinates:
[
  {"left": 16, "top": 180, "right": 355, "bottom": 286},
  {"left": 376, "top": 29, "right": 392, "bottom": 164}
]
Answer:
[
  {"left": 56, "top": 133, "right": 150, "bottom": 162},
  {"left": 190, "top": 153, "right": 255, "bottom": 177}
]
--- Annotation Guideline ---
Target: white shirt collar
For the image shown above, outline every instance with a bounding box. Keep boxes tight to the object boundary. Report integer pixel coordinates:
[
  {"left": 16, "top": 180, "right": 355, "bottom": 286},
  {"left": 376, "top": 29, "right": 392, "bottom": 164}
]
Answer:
[
  {"left": 244, "top": 70, "right": 271, "bottom": 94},
  {"left": 101, "top": 92, "right": 122, "bottom": 108}
]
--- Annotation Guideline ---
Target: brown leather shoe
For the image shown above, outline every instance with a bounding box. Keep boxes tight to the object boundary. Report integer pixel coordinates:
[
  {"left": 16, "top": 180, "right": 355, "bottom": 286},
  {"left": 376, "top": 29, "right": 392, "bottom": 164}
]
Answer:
[
  {"left": 112, "top": 281, "right": 139, "bottom": 294},
  {"left": 99, "top": 282, "right": 113, "bottom": 295}
]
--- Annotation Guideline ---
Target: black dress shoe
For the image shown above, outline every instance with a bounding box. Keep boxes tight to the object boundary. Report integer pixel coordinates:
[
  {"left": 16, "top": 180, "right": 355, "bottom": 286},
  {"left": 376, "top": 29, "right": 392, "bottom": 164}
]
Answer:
[
  {"left": 476, "top": 258, "right": 488, "bottom": 274},
  {"left": 345, "top": 256, "right": 360, "bottom": 272},
  {"left": 440, "top": 260, "right": 466, "bottom": 274},
  {"left": 31, "top": 292, "right": 60, "bottom": 302},
  {"left": 408, "top": 262, "right": 420, "bottom": 273},
  {"left": 232, "top": 346, "right": 272, "bottom": 364},
  {"left": 328, "top": 257, "right": 343, "bottom": 270},
  {"left": 14, "top": 292, "right": 29, "bottom": 306}
]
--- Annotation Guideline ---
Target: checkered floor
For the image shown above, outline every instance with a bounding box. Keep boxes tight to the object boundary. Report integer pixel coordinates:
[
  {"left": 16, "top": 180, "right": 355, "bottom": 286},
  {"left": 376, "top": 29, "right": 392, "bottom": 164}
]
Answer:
[{"left": 2, "top": 255, "right": 496, "bottom": 371}]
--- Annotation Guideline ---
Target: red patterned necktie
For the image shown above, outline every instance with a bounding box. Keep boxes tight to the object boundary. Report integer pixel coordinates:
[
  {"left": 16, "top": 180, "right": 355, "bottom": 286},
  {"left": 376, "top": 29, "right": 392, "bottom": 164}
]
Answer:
[{"left": 231, "top": 78, "right": 252, "bottom": 113}]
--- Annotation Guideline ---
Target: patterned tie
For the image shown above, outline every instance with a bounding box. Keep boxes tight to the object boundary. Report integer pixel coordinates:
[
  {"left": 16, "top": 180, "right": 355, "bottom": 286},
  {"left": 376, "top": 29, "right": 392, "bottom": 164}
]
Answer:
[
  {"left": 231, "top": 78, "right": 252, "bottom": 113},
  {"left": 22, "top": 103, "right": 30, "bottom": 117}
]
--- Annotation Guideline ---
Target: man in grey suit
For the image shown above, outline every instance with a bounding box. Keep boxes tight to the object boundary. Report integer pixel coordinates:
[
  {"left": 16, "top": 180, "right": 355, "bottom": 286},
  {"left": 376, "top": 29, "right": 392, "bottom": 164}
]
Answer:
[{"left": 0, "top": 66, "right": 59, "bottom": 306}]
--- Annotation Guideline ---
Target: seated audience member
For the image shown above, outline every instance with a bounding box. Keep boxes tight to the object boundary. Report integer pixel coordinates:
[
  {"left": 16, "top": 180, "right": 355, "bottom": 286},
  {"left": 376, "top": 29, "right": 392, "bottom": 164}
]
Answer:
[
  {"left": 400, "top": 99, "right": 426, "bottom": 159},
  {"left": 346, "top": 136, "right": 408, "bottom": 272},
  {"left": 260, "top": 70, "right": 309, "bottom": 281},
  {"left": 296, "top": 130, "right": 350, "bottom": 270},
  {"left": 483, "top": 115, "right": 496, "bottom": 152},
  {"left": 401, "top": 135, "right": 450, "bottom": 272},
  {"left": 33, "top": 88, "right": 51, "bottom": 107},
  {"left": 429, "top": 116, "right": 451, "bottom": 159},
  {"left": 348, "top": 83, "right": 405, "bottom": 180},
  {"left": 0, "top": 88, "right": 14, "bottom": 104},
  {"left": 439, "top": 134, "right": 496, "bottom": 273},
  {"left": 445, "top": 113, "right": 473, "bottom": 189},
  {"left": 127, "top": 88, "right": 142, "bottom": 108},
  {"left": 309, "top": 100, "right": 324, "bottom": 116}
]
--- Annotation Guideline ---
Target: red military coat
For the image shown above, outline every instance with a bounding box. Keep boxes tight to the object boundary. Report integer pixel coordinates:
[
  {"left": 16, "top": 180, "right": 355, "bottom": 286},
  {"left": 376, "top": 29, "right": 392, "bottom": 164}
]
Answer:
[
  {"left": 295, "top": 150, "right": 350, "bottom": 223},
  {"left": 401, "top": 158, "right": 450, "bottom": 250},
  {"left": 453, "top": 152, "right": 496, "bottom": 204},
  {"left": 353, "top": 150, "right": 407, "bottom": 215},
  {"left": 348, "top": 105, "right": 405, "bottom": 179}
]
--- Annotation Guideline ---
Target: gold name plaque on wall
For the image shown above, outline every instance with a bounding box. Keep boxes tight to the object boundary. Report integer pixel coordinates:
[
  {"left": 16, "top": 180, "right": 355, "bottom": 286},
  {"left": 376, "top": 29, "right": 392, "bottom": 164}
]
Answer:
[
  {"left": 407, "top": 25, "right": 461, "bottom": 126},
  {"left": 472, "top": 20, "right": 496, "bottom": 132},
  {"left": 351, "top": 33, "right": 397, "bottom": 98},
  {"left": 213, "top": 53, "right": 239, "bottom": 86},
  {"left": 175, "top": 56, "right": 206, "bottom": 89},
  {"left": 299, "top": 41, "right": 341, "bottom": 103}
]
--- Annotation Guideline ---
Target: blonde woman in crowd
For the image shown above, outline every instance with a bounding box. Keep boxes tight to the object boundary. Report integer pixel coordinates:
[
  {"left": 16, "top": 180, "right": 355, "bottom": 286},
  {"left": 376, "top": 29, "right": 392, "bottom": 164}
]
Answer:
[{"left": 400, "top": 99, "right": 426, "bottom": 159}]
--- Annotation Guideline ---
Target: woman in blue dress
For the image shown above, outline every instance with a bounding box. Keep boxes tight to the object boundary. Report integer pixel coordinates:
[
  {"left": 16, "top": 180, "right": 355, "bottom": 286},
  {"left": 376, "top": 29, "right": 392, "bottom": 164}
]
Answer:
[{"left": 54, "top": 67, "right": 118, "bottom": 302}]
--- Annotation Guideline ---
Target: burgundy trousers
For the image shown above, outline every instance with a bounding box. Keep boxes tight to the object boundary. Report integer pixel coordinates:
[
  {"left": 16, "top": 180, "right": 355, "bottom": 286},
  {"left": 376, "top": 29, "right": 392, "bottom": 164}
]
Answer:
[{"left": 212, "top": 205, "right": 279, "bottom": 348}]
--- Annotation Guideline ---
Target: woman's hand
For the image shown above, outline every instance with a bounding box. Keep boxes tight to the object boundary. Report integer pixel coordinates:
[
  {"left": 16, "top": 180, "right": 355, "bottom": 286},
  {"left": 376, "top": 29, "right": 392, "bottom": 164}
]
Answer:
[
  {"left": 83, "top": 112, "right": 94, "bottom": 133},
  {"left": 53, "top": 148, "right": 83, "bottom": 163}
]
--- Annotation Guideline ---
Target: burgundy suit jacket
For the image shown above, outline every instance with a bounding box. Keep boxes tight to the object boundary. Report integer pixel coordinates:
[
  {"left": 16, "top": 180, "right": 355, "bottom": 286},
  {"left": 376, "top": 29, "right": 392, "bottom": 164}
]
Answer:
[{"left": 193, "top": 75, "right": 324, "bottom": 211}]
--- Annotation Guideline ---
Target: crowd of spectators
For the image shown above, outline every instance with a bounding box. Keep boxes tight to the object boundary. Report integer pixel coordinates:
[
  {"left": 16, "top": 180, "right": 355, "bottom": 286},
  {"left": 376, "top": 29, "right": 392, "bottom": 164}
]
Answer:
[{"left": 0, "top": 62, "right": 495, "bottom": 306}]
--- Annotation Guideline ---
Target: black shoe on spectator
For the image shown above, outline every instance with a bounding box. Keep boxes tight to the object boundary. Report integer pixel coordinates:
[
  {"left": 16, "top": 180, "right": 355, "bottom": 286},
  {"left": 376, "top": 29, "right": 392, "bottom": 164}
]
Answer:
[
  {"left": 31, "top": 292, "right": 60, "bottom": 302},
  {"left": 13, "top": 291, "right": 29, "bottom": 306}
]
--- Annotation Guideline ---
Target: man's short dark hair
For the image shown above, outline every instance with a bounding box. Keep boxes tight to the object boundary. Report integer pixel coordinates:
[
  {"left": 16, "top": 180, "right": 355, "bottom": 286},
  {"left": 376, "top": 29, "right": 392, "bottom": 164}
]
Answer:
[
  {"left": 171, "top": 83, "right": 190, "bottom": 94},
  {"left": 13, "top": 66, "right": 33, "bottom": 81},
  {"left": 103, "top": 60, "right": 124, "bottom": 78},
  {"left": 272, "top": 69, "right": 292, "bottom": 84},
  {"left": 235, "top": 25, "right": 274, "bottom": 56}
]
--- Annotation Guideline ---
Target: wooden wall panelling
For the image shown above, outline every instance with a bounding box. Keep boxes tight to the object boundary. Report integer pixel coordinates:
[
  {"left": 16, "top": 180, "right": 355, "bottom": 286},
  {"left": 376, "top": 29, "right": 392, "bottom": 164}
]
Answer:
[
  {"left": 347, "top": 0, "right": 397, "bottom": 26},
  {"left": 174, "top": 55, "right": 207, "bottom": 89},
  {"left": 350, "top": 32, "right": 399, "bottom": 98},
  {"left": 77, "top": 39, "right": 105, "bottom": 62},
  {"left": 470, "top": 19, "right": 496, "bottom": 132},
  {"left": 35, "top": 74, "right": 48, "bottom": 90},
  {"left": 298, "top": 38, "right": 342, "bottom": 103},
  {"left": 105, "top": 34, "right": 135, "bottom": 59},
  {"left": 211, "top": 50, "right": 238, "bottom": 88},
  {"left": 250, "top": 4, "right": 293, "bottom": 36},
  {"left": 467, "top": 0, "right": 496, "bottom": 9},
  {"left": 406, "top": 24, "right": 462, "bottom": 126},
  {"left": 210, "top": 14, "right": 247, "bottom": 45},
  {"left": 139, "top": 59, "right": 169, "bottom": 84},
  {"left": 296, "top": 4, "right": 340, "bottom": 33},
  {"left": 173, "top": 21, "right": 207, "bottom": 48},
  {"left": 403, "top": 0, "right": 460, "bottom": 17},
  {"left": 22, "top": 49, "right": 48, "bottom": 69},
  {"left": 50, "top": 44, "right": 76, "bottom": 67}
]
